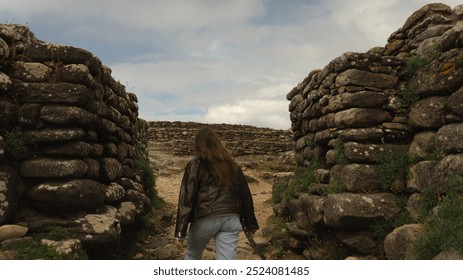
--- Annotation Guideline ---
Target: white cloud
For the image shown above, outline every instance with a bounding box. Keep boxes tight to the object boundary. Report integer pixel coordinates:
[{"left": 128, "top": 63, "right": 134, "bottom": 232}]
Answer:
[{"left": 3, "top": 0, "right": 463, "bottom": 129}]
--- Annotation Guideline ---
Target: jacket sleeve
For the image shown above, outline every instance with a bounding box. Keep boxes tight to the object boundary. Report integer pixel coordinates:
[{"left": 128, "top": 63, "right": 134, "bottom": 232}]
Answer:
[
  {"left": 174, "top": 159, "right": 200, "bottom": 238},
  {"left": 237, "top": 168, "right": 259, "bottom": 232}
]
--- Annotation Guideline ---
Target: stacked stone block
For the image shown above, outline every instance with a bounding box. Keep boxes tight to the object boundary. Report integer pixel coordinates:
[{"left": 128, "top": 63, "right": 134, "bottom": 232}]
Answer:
[
  {"left": 149, "top": 121, "right": 293, "bottom": 156},
  {"left": 284, "top": 3, "right": 463, "bottom": 259},
  {"left": 0, "top": 24, "right": 150, "bottom": 255}
]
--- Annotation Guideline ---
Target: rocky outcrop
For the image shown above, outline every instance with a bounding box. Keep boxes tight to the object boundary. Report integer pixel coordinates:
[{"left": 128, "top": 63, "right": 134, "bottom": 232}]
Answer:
[
  {"left": 282, "top": 3, "right": 463, "bottom": 260},
  {"left": 0, "top": 24, "right": 150, "bottom": 258},
  {"left": 148, "top": 121, "right": 293, "bottom": 156}
]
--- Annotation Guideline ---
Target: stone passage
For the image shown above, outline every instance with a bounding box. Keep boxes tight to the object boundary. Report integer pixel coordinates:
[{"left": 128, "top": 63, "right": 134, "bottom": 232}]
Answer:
[
  {"left": 148, "top": 121, "right": 293, "bottom": 156},
  {"left": 0, "top": 24, "right": 150, "bottom": 258},
  {"left": 281, "top": 3, "right": 463, "bottom": 260}
]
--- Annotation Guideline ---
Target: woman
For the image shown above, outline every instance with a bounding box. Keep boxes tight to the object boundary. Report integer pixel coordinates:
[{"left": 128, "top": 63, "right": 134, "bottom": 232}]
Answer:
[{"left": 174, "top": 127, "right": 258, "bottom": 260}]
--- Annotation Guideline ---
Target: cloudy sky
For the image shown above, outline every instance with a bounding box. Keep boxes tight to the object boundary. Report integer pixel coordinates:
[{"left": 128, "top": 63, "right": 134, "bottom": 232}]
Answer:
[{"left": 1, "top": 0, "right": 462, "bottom": 129}]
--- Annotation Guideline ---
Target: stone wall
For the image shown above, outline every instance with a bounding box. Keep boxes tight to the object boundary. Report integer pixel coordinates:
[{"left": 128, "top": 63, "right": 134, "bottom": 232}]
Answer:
[
  {"left": 0, "top": 24, "right": 151, "bottom": 257},
  {"left": 148, "top": 121, "right": 293, "bottom": 156},
  {"left": 282, "top": 3, "right": 463, "bottom": 259}
]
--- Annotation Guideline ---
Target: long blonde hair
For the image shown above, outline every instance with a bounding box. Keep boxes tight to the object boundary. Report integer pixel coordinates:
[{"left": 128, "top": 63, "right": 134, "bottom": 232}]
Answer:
[{"left": 194, "top": 127, "right": 239, "bottom": 187}]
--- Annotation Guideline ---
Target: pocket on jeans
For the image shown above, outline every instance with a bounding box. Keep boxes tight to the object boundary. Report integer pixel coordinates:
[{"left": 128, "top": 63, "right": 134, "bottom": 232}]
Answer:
[{"left": 224, "top": 215, "right": 242, "bottom": 232}]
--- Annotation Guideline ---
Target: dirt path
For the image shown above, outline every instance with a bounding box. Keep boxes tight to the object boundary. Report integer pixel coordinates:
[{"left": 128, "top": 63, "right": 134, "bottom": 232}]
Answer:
[{"left": 134, "top": 141, "right": 288, "bottom": 260}]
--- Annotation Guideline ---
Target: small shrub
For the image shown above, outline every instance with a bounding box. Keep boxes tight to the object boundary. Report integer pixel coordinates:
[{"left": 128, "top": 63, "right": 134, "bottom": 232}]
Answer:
[
  {"left": 2, "top": 239, "right": 69, "bottom": 260},
  {"left": 283, "top": 160, "right": 322, "bottom": 200},
  {"left": 418, "top": 185, "right": 439, "bottom": 220},
  {"left": 271, "top": 180, "right": 287, "bottom": 204},
  {"left": 334, "top": 138, "right": 348, "bottom": 165},
  {"left": 318, "top": 180, "right": 345, "bottom": 196},
  {"left": 405, "top": 45, "right": 441, "bottom": 77},
  {"left": 375, "top": 150, "right": 413, "bottom": 192},
  {"left": 425, "top": 149, "right": 446, "bottom": 161},
  {"left": 134, "top": 143, "right": 165, "bottom": 209},
  {"left": 413, "top": 174, "right": 463, "bottom": 259},
  {"left": 4, "top": 127, "right": 27, "bottom": 154},
  {"left": 454, "top": 56, "right": 463, "bottom": 68},
  {"left": 245, "top": 175, "right": 258, "bottom": 183},
  {"left": 399, "top": 87, "right": 419, "bottom": 108}
]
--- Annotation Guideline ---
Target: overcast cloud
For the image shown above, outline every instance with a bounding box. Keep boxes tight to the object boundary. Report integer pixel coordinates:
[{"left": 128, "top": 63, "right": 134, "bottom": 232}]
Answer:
[{"left": 1, "top": 0, "right": 462, "bottom": 129}]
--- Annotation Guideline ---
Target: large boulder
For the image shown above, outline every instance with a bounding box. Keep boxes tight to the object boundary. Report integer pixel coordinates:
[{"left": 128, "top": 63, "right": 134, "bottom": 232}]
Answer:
[
  {"left": 435, "top": 123, "right": 463, "bottom": 153},
  {"left": 335, "top": 69, "right": 398, "bottom": 89},
  {"left": 409, "top": 96, "right": 447, "bottom": 129},
  {"left": 323, "top": 193, "right": 400, "bottom": 231},
  {"left": 384, "top": 224, "right": 425, "bottom": 260},
  {"left": 27, "top": 179, "right": 106, "bottom": 212},
  {"left": 20, "top": 158, "right": 88, "bottom": 178},
  {"left": 334, "top": 108, "right": 392, "bottom": 128},
  {"left": 0, "top": 224, "right": 28, "bottom": 241}
]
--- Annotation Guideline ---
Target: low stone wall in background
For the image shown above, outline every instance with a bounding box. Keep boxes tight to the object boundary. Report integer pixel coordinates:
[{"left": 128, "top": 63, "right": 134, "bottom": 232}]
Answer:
[{"left": 148, "top": 121, "right": 293, "bottom": 156}]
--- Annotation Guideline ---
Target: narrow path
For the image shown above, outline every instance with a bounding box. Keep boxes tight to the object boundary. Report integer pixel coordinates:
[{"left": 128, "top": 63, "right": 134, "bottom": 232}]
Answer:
[{"left": 133, "top": 142, "right": 280, "bottom": 260}]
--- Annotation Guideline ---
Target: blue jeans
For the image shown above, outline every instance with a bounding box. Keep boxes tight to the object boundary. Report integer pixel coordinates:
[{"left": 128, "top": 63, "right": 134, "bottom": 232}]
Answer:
[{"left": 184, "top": 215, "right": 242, "bottom": 260}]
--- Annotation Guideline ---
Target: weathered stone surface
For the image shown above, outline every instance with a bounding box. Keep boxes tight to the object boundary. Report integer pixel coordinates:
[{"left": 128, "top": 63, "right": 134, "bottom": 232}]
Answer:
[
  {"left": 73, "top": 213, "right": 121, "bottom": 248},
  {"left": 407, "top": 161, "right": 437, "bottom": 192},
  {"left": 337, "top": 232, "right": 376, "bottom": 255},
  {"left": 61, "top": 64, "right": 95, "bottom": 86},
  {"left": 434, "top": 250, "right": 463, "bottom": 260},
  {"left": 0, "top": 165, "right": 19, "bottom": 225},
  {"left": 432, "top": 154, "right": 463, "bottom": 193},
  {"left": 23, "top": 128, "right": 86, "bottom": 143},
  {"left": 105, "top": 183, "right": 125, "bottom": 203},
  {"left": 336, "top": 164, "right": 382, "bottom": 193},
  {"left": 125, "top": 190, "right": 151, "bottom": 216},
  {"left": 40, "top": 105, "right": 95, "bottom": 125},
  {"left": 23, "top": 43, "right": 95, "bottom": 64},
  {"left": 343, "top": 142, "right": 405, "bottom": 163},
  {"left": 409, "top": 131, "right": 436, "bottom": 159},
  {"left": 11, "top": 62, "right": 51, "bottom": 82},
  {"left": 115, "top": 201, "right": 137, "bottom": 226},
  {"left": 0, "top": 224, "right": 28, "bottom": 241},
  {"left": 0, "top": 72, "right": 12, "bottom": 92},
  {"left": 409, "top": 96, "right": 447, "bottom": 129},
  {"left": 408, "top": 52, "right": 463, "bottom": 96},
  {"left": 435, "top": 123, "right": 463, "bottom": 153},
  {"left": 408, "top": 24, "right": 453, "bottom": 48},
  {"left": 327, "top": 91, "right": 388, "bottom": 112},
  {"left": 0, "top": 96, "right": 18, "bottom": 129},
  {"left": 41, "top": 141, "right": 94, "bottom": 157},
  {"left": 406, "top": 193, "right": 422, "bottom": 222},
  {"left": 323, "top": 193, "right": 400, "bottom": 231},
  {"left": 13, "top": 82, "right": 91, "bottom": 105},
  {"left": 334, "top": 108, "right": 392, "bottom": 128},
  {"left": 27, "top": 179, "right": 106, "bottom": 212},
  {"left": 100, "top": 158, "right": 122, "bottom": 182},
  {"left": 0, "top": 37, "right": 8, "bottom": 61},
  {"left": 20, "top": 158, "right": 88, "bottom": 178},
  {"left": 41, "top": 239, "right": 82, "bottom": 259},
  {"left": 447, "top": 87, "right": 463, "bottom": 117},
  {"left": 337, "top": 128, "right": 384, "bottom": 142},
  {"left": 384, "top": 224, "right": 425, "bottom": 260},
  {"left": 335, "top": 69, "right": 398, "bottom": 89}
]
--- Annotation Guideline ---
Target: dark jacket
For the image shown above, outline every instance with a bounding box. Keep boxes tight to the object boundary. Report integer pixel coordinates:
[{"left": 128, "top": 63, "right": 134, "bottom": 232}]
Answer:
[{"left": 175, "top": 157, "right": 258, "bottom": 238}]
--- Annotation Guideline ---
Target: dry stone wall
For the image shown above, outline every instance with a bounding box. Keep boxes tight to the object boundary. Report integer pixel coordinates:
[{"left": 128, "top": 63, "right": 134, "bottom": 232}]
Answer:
[
  {"left": 148, "top": 121, "right": 293, "bottom": 156},
  {"left": 283, "top": 3, "right": 463, "bottom": 259},
  {"left": 0, "top": 24, "right": 150, "bottom": 257}
]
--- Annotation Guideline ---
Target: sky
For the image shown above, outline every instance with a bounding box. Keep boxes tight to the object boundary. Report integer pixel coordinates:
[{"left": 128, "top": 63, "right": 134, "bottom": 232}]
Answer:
[{"left": 1, "top": 0, "right": 462, "bottom": 129}]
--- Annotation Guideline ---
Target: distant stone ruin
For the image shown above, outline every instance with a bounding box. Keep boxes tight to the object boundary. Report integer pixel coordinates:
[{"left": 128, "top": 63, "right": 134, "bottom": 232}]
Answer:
[
  {"left": 282, "top": 3, "right": 463, "bottom": 259},
  {"left": 148, "top": 121, "right": 293, "bottom": 156},
  {"left": 0, "top": 24, "right": 150, "bottom": 258}
]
